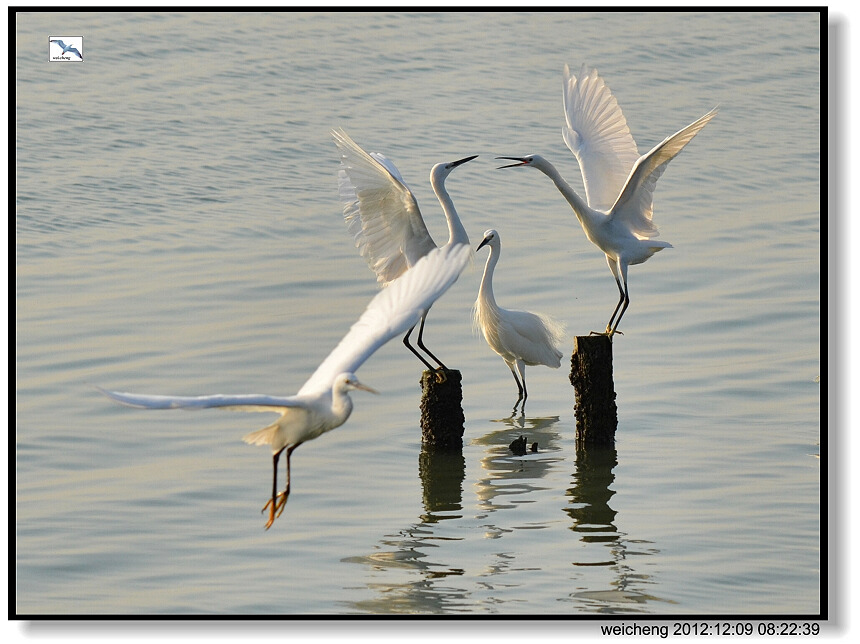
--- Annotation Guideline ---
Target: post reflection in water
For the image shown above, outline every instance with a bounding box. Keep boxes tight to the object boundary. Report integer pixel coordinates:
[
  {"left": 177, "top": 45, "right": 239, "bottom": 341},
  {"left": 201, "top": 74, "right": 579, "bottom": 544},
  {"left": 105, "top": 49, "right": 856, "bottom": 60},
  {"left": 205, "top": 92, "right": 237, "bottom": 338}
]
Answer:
[
  {"left": 341, "top": 445, "right": 470, "bottom": 614},
  {"left": 566, "top": 444, "right": 619, "bottom": 553},
  {"left": 341, "top": 416, "right": 672, "bottom": 614},
  {"left": 418, "top": 449, "right": 466, "bottom": 523},
  {"left": 565, "top": 443, "right": 671, "bottom": 613}
]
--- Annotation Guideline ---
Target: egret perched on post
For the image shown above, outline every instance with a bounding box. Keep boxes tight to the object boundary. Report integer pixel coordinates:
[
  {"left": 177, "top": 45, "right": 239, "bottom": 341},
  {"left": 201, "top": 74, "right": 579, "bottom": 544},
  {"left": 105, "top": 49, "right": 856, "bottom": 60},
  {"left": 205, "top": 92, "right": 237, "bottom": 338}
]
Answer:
[
  {"left": 474, "top": 229, "right": 566, "bottom": 413},
  {"left": 498, "top": 64, "right": 717, "bottom": 337},
  {"left": 332, "top": 128, "right": 477, "bottom": 378},
  {"left": 100, "top": 243, "right": 472, "bottom": 530}
]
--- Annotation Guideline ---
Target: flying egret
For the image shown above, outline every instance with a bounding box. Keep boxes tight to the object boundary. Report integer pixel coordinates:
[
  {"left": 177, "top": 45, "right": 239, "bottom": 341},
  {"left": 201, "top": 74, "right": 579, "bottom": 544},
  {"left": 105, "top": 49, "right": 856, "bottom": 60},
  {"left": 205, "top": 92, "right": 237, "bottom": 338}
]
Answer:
[
  {"left": 498, "top": 64, "right": 717, "bottom": 336},
  {"left": 332, "top": 128, "right": 477, "bottom": 378},
  {"left": 474, "top": 229, "right": 565, "bottom": 412},
  {"left": 50, "top": 39, "right": 83, "bottom": 59},
  {"left": 100, "top": 243, "right": 472, "bottom": 530}
]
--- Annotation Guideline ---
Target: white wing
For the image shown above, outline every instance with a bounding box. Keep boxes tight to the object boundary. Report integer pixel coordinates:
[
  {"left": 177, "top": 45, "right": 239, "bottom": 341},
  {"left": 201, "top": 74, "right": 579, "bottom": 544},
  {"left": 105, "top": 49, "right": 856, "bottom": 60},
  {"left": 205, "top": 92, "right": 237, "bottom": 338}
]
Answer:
[
  {"left": 609, "top": 107, "right": 718, "bottom": 232},
  {"left": 501, "top": 309, "right": 565, "bottom": 368},
  {"left": 333, "top": 128, "right": 437, "bottom": 286},
  {"left": 298, "top": 243, "right": 471, "bottom": 395},
  {"left": 562, "top": 64, "right": 641, "bottom": 212},
  {"left": 100, "top": 245, "right": 471, "bottom": 412},
  {"left": 97, "top": 387, "right": 301, "bottom": 413}
]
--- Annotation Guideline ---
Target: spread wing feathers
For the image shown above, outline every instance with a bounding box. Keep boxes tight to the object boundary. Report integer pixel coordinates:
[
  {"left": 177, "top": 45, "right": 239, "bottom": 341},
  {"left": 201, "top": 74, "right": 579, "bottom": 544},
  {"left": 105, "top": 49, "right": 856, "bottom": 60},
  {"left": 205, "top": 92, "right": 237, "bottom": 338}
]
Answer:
[
  {"left": 333, "top": 128, "right": 437, "bottom": 286},
  {"left": 297, "top": 243, "right": 472, "bottom": 396},
  {"left": 562, "top": 64, "right": 641, "bottom": 212},
  {"left": 609, "top": 106, "right": 718, "bottom": 233},
  {"left": 96, "top": 387, "right": 301, "bottom": 413}
]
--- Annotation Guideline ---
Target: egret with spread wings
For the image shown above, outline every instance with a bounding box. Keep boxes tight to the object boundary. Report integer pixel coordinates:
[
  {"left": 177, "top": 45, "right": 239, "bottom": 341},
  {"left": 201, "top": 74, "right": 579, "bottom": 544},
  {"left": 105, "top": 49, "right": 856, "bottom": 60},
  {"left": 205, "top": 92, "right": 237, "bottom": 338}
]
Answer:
[
  {"left": 100, "top": 243, "right": 472, "bottom": 529},
  {"left": 498, "top": 64, "right": 717, "bottom": 336},
  {"left": 333, "top": 128, "right": 476, "bottom": 377}
]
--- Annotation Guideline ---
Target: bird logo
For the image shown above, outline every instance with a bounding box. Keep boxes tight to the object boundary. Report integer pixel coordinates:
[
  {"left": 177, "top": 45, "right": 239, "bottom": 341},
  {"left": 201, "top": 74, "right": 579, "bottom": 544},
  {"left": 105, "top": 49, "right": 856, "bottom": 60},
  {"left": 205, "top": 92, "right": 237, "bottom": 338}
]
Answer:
[{"left": 49, "top": 37, "right": 83, "bottom": 61}]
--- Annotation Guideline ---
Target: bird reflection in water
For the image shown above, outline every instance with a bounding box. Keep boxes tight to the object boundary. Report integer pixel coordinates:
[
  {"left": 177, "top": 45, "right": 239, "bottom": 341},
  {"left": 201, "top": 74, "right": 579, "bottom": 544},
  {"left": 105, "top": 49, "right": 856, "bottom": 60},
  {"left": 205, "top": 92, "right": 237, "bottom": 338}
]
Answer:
[{"left": 473, "top": 415, "right": 563, "bottom": 511}]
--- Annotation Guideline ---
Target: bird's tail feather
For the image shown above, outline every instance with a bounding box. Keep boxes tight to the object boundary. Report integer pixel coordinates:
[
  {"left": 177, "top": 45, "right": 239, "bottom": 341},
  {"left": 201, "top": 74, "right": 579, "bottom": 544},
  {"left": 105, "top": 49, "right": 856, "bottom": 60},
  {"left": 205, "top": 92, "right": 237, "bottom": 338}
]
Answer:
[
  {"left": 243, "top": 421, "right": 281, "bottom": 447},
  {"left": 636, "top": 241, "right": 673, "bottom": 264}
]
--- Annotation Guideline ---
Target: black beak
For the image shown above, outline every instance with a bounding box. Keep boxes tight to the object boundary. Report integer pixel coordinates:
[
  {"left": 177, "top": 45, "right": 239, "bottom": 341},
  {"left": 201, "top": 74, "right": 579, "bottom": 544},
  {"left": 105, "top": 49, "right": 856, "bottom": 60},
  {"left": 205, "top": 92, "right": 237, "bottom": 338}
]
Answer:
[
  {"left": 476, "top": 236, "right": 492, "bottom": 252},
  {"left": 449, "top": 154, "right": 479, "bottom": 169},
  {"left": 496, "top": 156, "right": 528, "bottom": 169}
]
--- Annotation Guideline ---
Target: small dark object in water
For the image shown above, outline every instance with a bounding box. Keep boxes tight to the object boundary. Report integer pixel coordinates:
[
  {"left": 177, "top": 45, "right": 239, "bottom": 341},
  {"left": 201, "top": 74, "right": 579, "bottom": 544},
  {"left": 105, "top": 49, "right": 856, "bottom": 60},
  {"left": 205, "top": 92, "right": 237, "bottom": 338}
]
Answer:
[
  {"left": 509, "top": 435, "right": 527, "bottom": 456},
  {"left": 530, "top": 442, "right": 538, "bottom": 453}
]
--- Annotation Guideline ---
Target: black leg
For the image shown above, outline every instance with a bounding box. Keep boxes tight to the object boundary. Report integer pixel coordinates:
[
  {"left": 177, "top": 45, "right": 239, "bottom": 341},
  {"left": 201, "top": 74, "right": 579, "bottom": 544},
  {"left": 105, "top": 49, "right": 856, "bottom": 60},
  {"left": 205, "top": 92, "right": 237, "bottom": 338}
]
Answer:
[
  {"left": 509, "top": 365, "right": 524, "bottom": 413},
  {"left": 282, "top": 442, "right": 302, "bottom": 503},
  {"left": 271, "top": 449, "right": 283, "bottom": 505},
  {"left": 416, "top": 315, "right": 447, "bottom": 371},
  {"left": 263, "top": 443, "right": 303, "bottom": 529},
  {"left": 509, "top": 365, "right": 524, "bottom": 397},
  {"left": 520, "top": 366, "right": 529, "bottom": 414},
  {"left": 403, "top": 324, "right": 437, "bottom": 372},
  {"left": 263, "top": 447, "right": 285, "bottom": 530},
  {"left": 606, "top": 273, "right": 626, "bottom": 333},
  {"left": 610, "top": 276, "right": 630, "bottom": 335}
]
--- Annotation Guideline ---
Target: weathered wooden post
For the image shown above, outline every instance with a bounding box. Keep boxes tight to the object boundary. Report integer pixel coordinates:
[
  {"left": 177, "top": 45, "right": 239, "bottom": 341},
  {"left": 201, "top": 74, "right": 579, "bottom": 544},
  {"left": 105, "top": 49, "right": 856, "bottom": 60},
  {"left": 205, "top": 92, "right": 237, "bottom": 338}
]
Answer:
[
  {"left": 419, "top": 369, "right": 465, "bottom": 450},
  {"left": 569, "top": 335, "right": 617, "bottom": 444}
]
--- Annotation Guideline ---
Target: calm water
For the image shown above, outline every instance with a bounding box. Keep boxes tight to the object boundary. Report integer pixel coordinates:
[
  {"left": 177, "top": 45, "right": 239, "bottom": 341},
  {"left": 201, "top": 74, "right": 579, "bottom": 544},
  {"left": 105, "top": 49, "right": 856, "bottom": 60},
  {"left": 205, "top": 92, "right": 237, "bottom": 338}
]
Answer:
[{"left": 16, "top": 11, "right": 820, "bottom": 616}]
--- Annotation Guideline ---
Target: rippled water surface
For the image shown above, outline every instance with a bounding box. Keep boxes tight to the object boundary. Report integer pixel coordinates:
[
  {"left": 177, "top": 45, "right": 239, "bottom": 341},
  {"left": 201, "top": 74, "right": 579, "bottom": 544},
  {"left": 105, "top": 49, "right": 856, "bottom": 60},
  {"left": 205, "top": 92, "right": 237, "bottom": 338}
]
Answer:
[{"left": 16, "top": 11, "right": 820, "bottom": 616}]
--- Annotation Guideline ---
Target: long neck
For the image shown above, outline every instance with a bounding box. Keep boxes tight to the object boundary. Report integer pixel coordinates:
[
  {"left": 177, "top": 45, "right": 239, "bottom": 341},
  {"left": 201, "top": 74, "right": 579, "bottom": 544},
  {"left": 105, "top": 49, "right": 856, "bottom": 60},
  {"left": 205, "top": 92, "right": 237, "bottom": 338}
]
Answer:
[
  {"left": 535, "top": 160, "right": 595, "bottom": 226},
  {"left": 432, "top": 175, "right": 469, "bottom": 246},
  {"left": 478, "top": 245, "right": 500, "bottom": 311},
  {"left": 330, "top": 389, "right": 354, "bottom": 427}
]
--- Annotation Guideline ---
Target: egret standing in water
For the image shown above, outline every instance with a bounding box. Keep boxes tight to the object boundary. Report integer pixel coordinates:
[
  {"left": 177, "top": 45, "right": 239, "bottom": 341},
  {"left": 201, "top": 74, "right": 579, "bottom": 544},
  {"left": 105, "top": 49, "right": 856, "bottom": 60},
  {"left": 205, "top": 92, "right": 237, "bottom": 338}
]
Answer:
[
  {"left": 474, "top": 229, "right": 565, "bottom": 413},
  {"left": 100, "top": 244, "right": 472, "bottom": 529},
  {"left": 332, "top": 128, "right": 477, "bottom": 377},
  {"left": 498, "top": 64, "right": 717, "bottom": 336}
]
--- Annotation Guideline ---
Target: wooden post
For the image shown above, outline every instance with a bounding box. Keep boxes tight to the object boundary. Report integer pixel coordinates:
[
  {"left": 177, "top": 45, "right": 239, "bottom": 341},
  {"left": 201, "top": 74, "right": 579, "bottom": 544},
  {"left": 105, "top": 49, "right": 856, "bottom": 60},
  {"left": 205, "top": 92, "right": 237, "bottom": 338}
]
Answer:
[
  {"left": 569, "top": 335, "right": 617, "bottom": 444},
  {"left": 419, "top": 369, "right": 464, "bottom": 451}
]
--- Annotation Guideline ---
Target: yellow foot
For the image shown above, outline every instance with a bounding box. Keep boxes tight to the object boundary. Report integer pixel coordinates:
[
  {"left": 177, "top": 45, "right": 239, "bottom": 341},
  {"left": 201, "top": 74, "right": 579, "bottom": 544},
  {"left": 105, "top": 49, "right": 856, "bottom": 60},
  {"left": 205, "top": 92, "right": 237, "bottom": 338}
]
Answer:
[
  {"left": 434, "top": 368, "right": 448, "bottom": 384},
  {"left": 261, "top": 492, "right": 288, "bottom": 530},
  {"left": 588, "top": 329, "right": 624, "bottom": 338}
]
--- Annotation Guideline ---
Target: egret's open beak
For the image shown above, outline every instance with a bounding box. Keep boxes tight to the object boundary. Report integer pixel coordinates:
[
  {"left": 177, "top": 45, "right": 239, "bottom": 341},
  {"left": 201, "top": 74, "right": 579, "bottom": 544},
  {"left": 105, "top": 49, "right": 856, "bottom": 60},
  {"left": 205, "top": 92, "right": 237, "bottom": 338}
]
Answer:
[
  {"left": 450, "top": 154, "right": 479, "bottom": 168},
  {"left": 496, "top": 156, "right": 529, "bottom": 169}
]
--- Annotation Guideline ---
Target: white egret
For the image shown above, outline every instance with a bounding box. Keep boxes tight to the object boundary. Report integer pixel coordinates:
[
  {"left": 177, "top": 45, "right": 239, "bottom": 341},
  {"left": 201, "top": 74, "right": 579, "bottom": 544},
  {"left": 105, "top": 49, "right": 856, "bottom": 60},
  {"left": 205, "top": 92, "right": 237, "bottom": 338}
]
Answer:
[
  {"left": 498, "top": 64, "right": 717, "bottom": 336},
  {"left": 100, "top": 243, "right": 472, "bottom": 529},
  {"left": 332, "top": 128, "right": 477, "bottom": 377},
  {"left": 50, "top": 39, "right": 83, "bottom": 59},
  {"left": 474, "top": 229, "right": 565, "bottom": 412}
]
